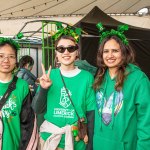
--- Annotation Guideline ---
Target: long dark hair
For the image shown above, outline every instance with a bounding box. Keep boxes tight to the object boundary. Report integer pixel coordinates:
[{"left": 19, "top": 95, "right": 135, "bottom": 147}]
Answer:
[
  {"left": 19, "top": 55, "right": 34, "bottom": 68},
  {"left": 93, "top": 35, "right": 135, "bottom": 91}
]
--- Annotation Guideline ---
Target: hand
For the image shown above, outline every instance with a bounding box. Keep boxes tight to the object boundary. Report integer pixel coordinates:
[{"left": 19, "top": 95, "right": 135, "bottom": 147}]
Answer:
[
  {"left": 35, "top": 78, "right": 40, "bottom": 84},
  {"left": 39, "top": 63, "right": 52, "bottom": 89},
  {"left": 29, "top": 85, "right": 34, "bottom": 91}
]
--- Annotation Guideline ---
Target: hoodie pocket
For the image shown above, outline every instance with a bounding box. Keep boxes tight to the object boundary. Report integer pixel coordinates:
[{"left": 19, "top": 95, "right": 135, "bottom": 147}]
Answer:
[{"left": 94, "top": 135, "right": 124, "bottom": 150}]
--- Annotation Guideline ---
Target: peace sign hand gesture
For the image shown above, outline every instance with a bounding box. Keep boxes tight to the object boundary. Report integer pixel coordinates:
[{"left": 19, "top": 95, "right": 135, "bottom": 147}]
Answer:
[{"left": 39, "top": 64, "right": 52, "bottom": 89}]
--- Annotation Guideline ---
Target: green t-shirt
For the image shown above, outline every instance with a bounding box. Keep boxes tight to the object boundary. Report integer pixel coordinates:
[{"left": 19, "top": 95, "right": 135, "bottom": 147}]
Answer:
[
  {"left": 0, "top": 78, "right": 29, "bottom": 150},
  {"left": 41, "top": 68, "right": 95, "bottom": 150}
]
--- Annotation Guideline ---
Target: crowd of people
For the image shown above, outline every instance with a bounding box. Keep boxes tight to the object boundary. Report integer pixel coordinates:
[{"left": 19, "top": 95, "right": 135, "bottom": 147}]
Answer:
[{"left": 0, "top": 22, "right": 150, "bottom": 150}]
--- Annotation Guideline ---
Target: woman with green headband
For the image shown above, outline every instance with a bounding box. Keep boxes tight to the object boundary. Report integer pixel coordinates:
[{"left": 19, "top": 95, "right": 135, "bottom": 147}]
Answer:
[
  {"left": 32, "top": 34, "right": 96, "bottom": 150},
  {"left": 0, "top": 38, "right": 37, "bottom": 150},
  {"left": 93, "top": 24, "right": 150, "bottom": 150}
]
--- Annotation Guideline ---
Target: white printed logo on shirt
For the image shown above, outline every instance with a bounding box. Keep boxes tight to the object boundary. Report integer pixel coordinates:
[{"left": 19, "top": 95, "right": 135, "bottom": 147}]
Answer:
[
  {"left": 0, "top": 94, "right": 17, "bottom": 119},
  {"left": 53, "top": 87, "right": 75, "bottom": 118},
  {"left": 59, "top": 87, "right": 71, "bottom": 108}
]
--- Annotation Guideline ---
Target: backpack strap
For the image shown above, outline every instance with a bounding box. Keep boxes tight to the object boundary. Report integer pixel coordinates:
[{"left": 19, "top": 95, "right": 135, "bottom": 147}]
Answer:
[
  {"left": 0, "top": 76, "right": 18, "bottom": 149},
  {"left": 0, "top": 76, "right": 18, "bottom": 110}
]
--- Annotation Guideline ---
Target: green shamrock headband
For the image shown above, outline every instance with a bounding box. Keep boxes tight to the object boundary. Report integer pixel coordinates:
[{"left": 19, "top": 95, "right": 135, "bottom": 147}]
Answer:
[
  {"left": 0, "top": 37, "right": 20, "bottom": 51},
  {"left": 52, "top": 22, "right": 82, "bottom": 42},
  {"left": 96, "top": 22, "right": 129, "bottom": 45}
]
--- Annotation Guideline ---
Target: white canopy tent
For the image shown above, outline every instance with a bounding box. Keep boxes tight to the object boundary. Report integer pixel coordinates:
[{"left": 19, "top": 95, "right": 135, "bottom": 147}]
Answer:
[
  {"left": 0, "top": 0, "right": 150, "bottom": 37},
  {"left": 0, "top": 0, "right": 150, "bottom": 19}
]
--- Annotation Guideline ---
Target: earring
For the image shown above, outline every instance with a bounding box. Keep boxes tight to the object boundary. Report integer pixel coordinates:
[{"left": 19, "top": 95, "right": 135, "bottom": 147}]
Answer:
[
  {"left": 76, "top": 51, "right": 79, "bottom": 60},
  {"left": 54, "top": 56, "right": 60, "bottom": 68}
]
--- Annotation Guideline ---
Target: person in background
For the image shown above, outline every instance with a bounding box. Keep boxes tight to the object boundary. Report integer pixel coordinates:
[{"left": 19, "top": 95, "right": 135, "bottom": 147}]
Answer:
[
  {"left": 75, "top": 59, "right": 97, "bottom": 77},
  {"left": 32, "top": 33, "right": 95, "bottom": 150},
  {"left": 17, "top": 55, "right": 38, "bottom": 97},
  {"left": 0, "top": 38, "right": 37, "bottom": 150},
  {"left": 93, "top": 23, "right": 150, "bottom": 150}
]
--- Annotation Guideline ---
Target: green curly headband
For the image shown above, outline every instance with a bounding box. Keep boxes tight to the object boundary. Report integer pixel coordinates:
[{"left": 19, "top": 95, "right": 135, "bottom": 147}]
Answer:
[
  {"left": 96, "top": 22, "right": 129, "bottom": 45},
  {"left": 52, "top": 22, "right": 82, "bottom": 42},
  {"left": 0, "top": 37, "right": 20, "bottom": 51}
]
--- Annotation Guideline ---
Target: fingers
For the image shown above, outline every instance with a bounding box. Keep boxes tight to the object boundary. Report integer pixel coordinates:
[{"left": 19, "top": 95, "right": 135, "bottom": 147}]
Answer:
[
  {"left": 41, "top": 63, "right": 46, "bottom": 75},
  {"left": 40, "top": 75, "right": 50, "bottom": 82},
  {"left": 40, "top": 64, "right": 52, "bottom": 89},
  {"left": 40, "top": 65, "right": 51, "bottom": 82},
  {"left": 47, "top": 65, "right": 51, "bottom": 76},
  {"left": 40, "top": 75, "right": 52, "bottom": 89},
  {"left": 41, "top": 63, "right": 51, "bottom": 76}
]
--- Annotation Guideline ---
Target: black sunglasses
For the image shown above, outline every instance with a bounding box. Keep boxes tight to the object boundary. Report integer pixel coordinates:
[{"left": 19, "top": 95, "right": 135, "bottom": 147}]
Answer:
[{"left": 56, "top": 45, "right": 78, "bottom": 53}]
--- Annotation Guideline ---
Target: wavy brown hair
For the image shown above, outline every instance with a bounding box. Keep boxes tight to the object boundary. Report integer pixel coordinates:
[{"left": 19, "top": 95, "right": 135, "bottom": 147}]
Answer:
[{"left": 93, "top": 35, "right": 135, "bottom": 91}]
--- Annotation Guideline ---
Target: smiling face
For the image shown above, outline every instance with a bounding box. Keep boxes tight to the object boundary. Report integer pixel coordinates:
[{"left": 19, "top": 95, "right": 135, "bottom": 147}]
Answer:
[
  {"left": 0, "top": 44, "right": 17, "bottom": 75},
  {"left": 55, "top": 38, "right": 78, "bottom": 70},
  {"left": 103, "top": 39, "right": 122, "bottom": 73}
]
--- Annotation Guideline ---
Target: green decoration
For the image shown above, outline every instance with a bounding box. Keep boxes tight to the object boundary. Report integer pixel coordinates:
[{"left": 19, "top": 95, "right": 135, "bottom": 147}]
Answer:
[
  {"left": 96, "top": 22, "right": 129, "bottom": 45},
  {"left": 0, "top": 37, "right": 20, "bottom": 51},
  {"left": 96, "top": 22, "right": 105, "bottom": 32},
  {"left": 52, "top": 23, "right": 82, "bottom": 42},
  {"left": 75, "top": 28, "right": 82, "bottom": 35},
  {"left": 72, "top": 123, "right": 79, "bottom": 137},
  {"left": 118, "top": 24, "right": 129, "bottom": 32},
  {"left": 56, "top": 22, "right": 63, "bottom": 30},
  {"left": 16, "top": 32, "right": 24, "bottom": 39}
]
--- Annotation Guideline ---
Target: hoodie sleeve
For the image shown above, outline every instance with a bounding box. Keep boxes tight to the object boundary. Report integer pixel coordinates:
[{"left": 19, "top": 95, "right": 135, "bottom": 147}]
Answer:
[
  {"left": 85, "top": 73, "right": 96, "bottom": 150},
  {"left": 135, "top": 75, "right": 150, "bottom": 150},
  {"left": 19, "top": 92, "right": 36, "bottom": 150},
  {"left": 31, "top": 87, "right": 48, "bottom": 114},
  {"left": 86, "top": 110, "right": 95, "bottom": 150},
  {"left": 86, "top": 73, "right": 96, "bottom": 111}
]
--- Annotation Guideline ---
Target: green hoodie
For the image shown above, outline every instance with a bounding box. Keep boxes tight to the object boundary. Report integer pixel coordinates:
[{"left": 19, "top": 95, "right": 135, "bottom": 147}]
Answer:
[{"left": 94, "top": 64, "right": 150, "bottom": 150}]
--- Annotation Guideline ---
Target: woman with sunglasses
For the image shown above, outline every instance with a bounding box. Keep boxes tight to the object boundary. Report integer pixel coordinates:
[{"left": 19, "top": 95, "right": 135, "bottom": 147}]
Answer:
[
  {"left": 93, "top": 24, "right": 150, "bottom": 150},
  {"left": 32, "top": 35, "right": 95, "bottom": 150}
]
